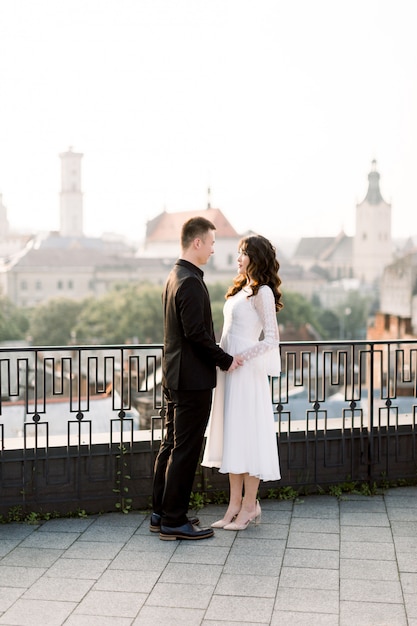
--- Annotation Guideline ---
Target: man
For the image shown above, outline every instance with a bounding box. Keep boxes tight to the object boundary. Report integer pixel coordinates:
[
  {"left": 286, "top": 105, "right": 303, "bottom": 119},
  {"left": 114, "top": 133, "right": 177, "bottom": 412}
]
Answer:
[{"left": 150, "top": 216, "right": 242, "bottom": 540}]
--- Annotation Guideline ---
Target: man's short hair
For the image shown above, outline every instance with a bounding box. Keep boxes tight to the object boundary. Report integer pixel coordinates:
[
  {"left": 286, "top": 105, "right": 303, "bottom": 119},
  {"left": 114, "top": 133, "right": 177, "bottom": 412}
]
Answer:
[{"left": 181, "top": 216, "right": 216, "bottom": 249}]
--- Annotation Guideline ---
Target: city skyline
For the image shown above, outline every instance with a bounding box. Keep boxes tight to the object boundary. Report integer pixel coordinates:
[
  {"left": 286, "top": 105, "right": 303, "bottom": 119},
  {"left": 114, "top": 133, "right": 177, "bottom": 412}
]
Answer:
[{"left": 0, "top": 0, "right": 416, "bottom": 243}]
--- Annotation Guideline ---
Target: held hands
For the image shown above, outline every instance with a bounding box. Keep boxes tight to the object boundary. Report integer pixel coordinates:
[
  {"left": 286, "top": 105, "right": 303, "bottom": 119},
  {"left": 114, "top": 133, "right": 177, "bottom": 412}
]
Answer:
[{"left": 227, "top": 355, "right": 244, "bottom": 372}]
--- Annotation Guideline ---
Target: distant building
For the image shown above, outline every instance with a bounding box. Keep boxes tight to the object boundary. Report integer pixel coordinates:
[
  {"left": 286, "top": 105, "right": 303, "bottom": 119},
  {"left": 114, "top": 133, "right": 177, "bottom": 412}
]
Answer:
[
  {"left": 292, "top": 160, "right": 394, "bottom": 297},
  {"left": 59, "top": 147, "right": 84, "bottom": 237},
  {"left": 353, "top": 159, "right": 392, "bottom": 284},
  {"left": 368, "top": 250, "right": 417, "bottom": 341},
  {"left": 143, "top": 205, "right": 241, "bottom": 273}
]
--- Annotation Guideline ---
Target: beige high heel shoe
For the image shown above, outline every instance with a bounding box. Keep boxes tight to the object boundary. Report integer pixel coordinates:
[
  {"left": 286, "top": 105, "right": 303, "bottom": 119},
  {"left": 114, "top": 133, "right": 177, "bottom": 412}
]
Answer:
[
  {"left": 211, "top": 508, "right": 241, "bottom": 528},
  {"left": 223, "top": 500, "right": 261, "bottom": 531}
]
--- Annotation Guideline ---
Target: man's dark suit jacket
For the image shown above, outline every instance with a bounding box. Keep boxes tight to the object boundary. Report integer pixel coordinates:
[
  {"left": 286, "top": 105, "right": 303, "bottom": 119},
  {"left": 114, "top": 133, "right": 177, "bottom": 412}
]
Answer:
[{"left": 162, "top": 259, "right": 233, "bottom": 391}]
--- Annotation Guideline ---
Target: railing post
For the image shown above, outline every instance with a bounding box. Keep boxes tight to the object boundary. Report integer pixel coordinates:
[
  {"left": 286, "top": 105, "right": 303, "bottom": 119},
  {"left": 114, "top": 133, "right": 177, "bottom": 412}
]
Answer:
[{"left": 368, "top": 342, "right": 374, "bottom": 484}]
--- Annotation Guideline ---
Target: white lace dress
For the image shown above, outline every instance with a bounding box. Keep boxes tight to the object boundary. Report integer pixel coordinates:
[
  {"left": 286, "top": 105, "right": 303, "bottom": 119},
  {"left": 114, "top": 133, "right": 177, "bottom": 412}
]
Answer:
[{"left": 202, "top": 285, "right": 281, "bottom": 481}]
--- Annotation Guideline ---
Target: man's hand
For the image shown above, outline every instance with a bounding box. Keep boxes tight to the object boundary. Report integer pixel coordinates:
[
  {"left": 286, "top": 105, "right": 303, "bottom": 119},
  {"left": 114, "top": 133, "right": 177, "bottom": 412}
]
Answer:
[{"left": 227, "top": 356, "right": 243, "bottom": 372}]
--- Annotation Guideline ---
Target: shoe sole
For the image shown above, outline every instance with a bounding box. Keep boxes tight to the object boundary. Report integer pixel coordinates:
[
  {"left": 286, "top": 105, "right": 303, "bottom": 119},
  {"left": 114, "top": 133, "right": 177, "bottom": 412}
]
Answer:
[
  {"left": 159, "top": 531, "right": 214, "bottom": 541},
  {"left": 150, "top": 519, "right": 200, "bottom": 533},
  {"left": 149, "top": 525, "right": 160, "bottom": 533}
]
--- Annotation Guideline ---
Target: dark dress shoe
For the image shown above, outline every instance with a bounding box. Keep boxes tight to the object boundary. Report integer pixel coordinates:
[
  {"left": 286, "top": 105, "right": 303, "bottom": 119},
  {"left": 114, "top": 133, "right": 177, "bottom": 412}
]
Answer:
[
  {"left": 149, "top": 513, "right": 200, "bottom": 533},
  {"left": 159, "top": 521, "right": 214, "bottom": 541}
]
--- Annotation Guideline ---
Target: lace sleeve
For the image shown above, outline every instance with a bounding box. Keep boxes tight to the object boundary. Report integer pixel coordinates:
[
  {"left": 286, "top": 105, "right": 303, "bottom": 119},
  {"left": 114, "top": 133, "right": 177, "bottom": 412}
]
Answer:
[{"left": 238, "top": 285, "right": 281, "bottom": 369}]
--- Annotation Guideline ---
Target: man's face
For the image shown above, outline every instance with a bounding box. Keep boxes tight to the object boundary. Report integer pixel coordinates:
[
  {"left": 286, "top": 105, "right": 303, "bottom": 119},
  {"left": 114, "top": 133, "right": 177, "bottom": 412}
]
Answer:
[{"left": 196, "top": 229, "right": 215, "bottom": 265}]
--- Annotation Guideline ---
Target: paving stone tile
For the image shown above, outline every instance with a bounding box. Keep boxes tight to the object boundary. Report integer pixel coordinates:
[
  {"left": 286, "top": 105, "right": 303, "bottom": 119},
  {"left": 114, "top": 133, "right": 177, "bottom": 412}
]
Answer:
[
  {"left": 230, "top": 537, "right": 286, "bottom": 556},
  {"left": 214, "top": 572, "right": 279, "bottom": 597},
  {"left": 400, "top": 572, "right": 417, "bottom": 594},
  {"left": 341, "top": 578, "right": 403, "bottom": 603},
  {"left": 205, "top": 594, "right": 274, "bottom": 623},
  {"left": 77, "top": 526, "right": 137, "bottom": 543},
  {"left": 397, "top": 552, "right": 417, "bottom": 573},
  {"left": 66, "top": 617, "right": 131, "bottom": 626},
  {"left": 159, "top": 562, "right": 223, "bottom": 586},
  {"left": 287, "top": 530, "right": 339, "bottom": 550},
  {"left": 94, "top": 568, "right": 161, "bottom": 593},
  {"left": 73, "top": 589, "right": 146, "bottom": 617},
  {"left": 124, "top": 533, "right": 179, "bottom": 552},
  {"left": 0, "top": 540, "right": 23, "bottom": 557},
  {"left": 340, "top": 524, "right": 393, "bottom": 542},
  {"left": 64, "top": 540, "right": 124, "bottom": 560},
  {"left": 387, "top": 509, "right": 417, "bottom": 522},
  {"left": 292, "top": 501, "right": 339, "bottom": 519},
  {"left": 0, "top": 587, "right": 24, "bottom": 612},
  {"left": 339, "top": 600, "right": 407, "bottom": 626},
  {"left": 0, "top": 565, "right": 45, "bottom": 588},
  {"left": 133, "top": 605, "right": 204, "bottom": 625},
  {"left": 19, "top": 531, "right": 80, "bottom": 549},
  {"left": 339, "top": 497, "right": 385, "bottom": 511},
  {"left": 391, "top": 521, "right": 417, "bottom": 537},
  {"left": 109, "top": 549, "right": 173, "bottom": 571},
  {"left": 274, "top": 587, "right": 339, "bottom": 614},
  {"left": 270, "top": 611, "right": 339, "bottom": 625},
  {"left": 0, "top": 598, "right": 77, "bottom": 625},
  {"left": 340, "top": 557, "right": 400, "bottom": 581},
  {"left": 23, "top": 576, "right": 94, "bottom": 601},
  {"left": 170, "top": 545, "right": 230, "bottom": 565},
  {"left": 45, "top": 557, "right": 111, "bottom": 579},
  {"left": 279, "top": 566, "right": 339, "bottom": 590},
  {"left": 289, "top": 516, "right": 340, "bottom": 533},
  {"left": 146, "top": 582, "right": 214, "bottom": 609},
  {"left": 394, "top": 535, "right": 417, "bottom": 552},
  {"left": 222, "top": 553, "right": 283, "bottom": 576},
  {"left": 37, "top": 518, "right": 94, "bottom": 533},
  {"left": 340, "top": 512, "right": 390, "bottom": 526},
  {"left": 340, "top": 540, "right": 395, "bottom": 560},
  {"left": 404, "top": 593, "right": 417, "bottom": 618},
  {"left": 283, "top": 547, "right": 339, "bottom": 569},
  {"left": 0, "top": 547, "right": 62, "bottom": 568}
]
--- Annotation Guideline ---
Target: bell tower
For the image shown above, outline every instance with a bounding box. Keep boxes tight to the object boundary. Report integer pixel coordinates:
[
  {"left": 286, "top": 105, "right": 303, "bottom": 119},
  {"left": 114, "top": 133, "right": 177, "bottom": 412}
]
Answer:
[
  {"left": 353, "top": 160, "right": 392, "bottom": 284},
  {"left": 59, "top": 147, "right": 84, "bottom": 237}
]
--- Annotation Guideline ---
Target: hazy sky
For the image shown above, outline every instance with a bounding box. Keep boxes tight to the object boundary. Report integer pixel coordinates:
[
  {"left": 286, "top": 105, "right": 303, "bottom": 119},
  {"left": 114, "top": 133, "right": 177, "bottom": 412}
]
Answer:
[{"left": 0, "top": 0, "right": 416, "bottom": 244}]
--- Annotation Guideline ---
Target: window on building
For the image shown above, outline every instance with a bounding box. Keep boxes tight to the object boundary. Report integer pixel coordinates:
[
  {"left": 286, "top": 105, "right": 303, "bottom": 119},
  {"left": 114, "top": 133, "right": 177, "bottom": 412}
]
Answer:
[
  {"left": 57, "top": 280, "right": 63, "bottom": 290},
  {"left": 35, "top": 281, "right": 42, "bottom": 290},
  {"left": 384, "top": 314, "right": 390, "bottom": 331},
  {"left": 68, "top": 280, "right": 73, "bottom": 289},
  {"left": 20, "top": 280, "right": 27, "bottom": 290}
]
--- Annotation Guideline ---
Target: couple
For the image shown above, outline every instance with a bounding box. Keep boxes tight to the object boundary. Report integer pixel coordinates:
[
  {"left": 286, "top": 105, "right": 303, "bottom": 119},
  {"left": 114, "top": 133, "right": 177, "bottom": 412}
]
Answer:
[{"left": 151, "top": 216, "right": 283, "bottom": 540}]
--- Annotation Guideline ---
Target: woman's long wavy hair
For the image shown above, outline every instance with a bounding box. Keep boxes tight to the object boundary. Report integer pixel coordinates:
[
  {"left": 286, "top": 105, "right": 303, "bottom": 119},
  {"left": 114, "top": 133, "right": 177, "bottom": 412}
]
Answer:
[{"left": 226, "top": 235, "right": 283, "bottom": 312}]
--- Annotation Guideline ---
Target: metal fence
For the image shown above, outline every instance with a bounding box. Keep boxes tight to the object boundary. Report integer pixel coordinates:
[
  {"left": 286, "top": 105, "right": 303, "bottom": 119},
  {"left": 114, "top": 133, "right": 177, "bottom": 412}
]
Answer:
[{"left": 0, "top": 340, "right": 416, "bottom": 516}]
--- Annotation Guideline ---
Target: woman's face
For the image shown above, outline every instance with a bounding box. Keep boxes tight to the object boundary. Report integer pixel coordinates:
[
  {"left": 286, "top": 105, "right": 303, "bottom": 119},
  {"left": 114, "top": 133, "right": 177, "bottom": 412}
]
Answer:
[{"left": 237, "top": 248, "right": 250, "bottom": 277}]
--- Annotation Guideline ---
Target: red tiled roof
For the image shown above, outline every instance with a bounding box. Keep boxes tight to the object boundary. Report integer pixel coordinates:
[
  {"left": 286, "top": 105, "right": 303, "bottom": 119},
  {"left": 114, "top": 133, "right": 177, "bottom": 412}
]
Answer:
[{"left": 145, "top": 208, "right": 240, "bottom": 243}]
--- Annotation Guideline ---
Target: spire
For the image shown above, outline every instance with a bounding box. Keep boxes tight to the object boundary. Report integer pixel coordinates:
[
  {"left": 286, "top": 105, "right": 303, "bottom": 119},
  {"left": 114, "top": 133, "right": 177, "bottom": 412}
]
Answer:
[{"left": 363, "top": 159, "right": 385, "bottom": 205}]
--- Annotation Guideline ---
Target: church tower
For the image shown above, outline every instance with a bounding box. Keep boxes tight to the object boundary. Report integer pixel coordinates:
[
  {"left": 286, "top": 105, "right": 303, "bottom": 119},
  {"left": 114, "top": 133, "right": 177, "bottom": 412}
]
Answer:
[
  {"left": 59, "top": 147, "right": 84, "bottom": 237},
  {"left": 353, "top": 160, "right": 392, "bottom": 284}
]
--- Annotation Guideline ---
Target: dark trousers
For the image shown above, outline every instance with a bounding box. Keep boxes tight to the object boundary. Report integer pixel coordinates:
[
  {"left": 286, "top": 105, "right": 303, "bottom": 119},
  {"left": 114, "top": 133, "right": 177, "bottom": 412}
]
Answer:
[{"left": 152, "top": 388, "right": 213, "bottom": 527}]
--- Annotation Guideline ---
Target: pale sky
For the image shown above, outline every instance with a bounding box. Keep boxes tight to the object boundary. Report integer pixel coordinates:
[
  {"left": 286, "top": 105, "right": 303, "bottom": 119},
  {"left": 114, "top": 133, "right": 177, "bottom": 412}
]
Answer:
[{"left": 0, "top": 0, "right": 416, "bottom": 245}]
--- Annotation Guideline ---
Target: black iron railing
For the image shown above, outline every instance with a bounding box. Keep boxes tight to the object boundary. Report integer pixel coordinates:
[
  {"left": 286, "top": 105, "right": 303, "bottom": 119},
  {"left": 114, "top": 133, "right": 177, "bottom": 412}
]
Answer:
[{"left": 0, "top": 340, "right": 416, "bottom": 515}]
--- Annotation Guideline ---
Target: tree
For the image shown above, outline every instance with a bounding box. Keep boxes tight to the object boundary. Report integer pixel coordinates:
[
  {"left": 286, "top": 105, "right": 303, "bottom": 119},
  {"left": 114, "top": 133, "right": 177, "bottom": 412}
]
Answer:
[
  {"left": 73, "top": 283, "right": 164, "bottom": 344},
  {"left": 0, "top": 296, "right": 29, "bottom": 342},
  {"left": 28, "top": 299, "right": 83, "bottom": 346}
]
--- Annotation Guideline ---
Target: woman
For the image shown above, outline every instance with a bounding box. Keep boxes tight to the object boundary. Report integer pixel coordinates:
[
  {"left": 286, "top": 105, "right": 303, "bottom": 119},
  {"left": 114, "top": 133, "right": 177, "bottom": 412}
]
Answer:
[{"left": 201, "top": 234, "right": 283, "bottom": 530}]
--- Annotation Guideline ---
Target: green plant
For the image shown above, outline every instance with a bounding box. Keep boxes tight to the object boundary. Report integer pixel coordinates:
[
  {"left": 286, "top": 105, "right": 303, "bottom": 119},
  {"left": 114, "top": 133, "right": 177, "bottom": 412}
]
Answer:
[
  {"left": 209, "top": 490, "right": 229, "bottom": 505},
  {"left": 328, "top": 484, "right": 345, "bottom": 499},
  {"left": 189, "top": 491, "right": 210, "bottom": 511},
  {"left": 8, "top": 506, "right": 24, "bottom": 522},
  {"left": 113, "top": 444, "right": 133, "bottom": 514},
  {"left": 278, "top": 486, "right": 300, "bottom": 501}
]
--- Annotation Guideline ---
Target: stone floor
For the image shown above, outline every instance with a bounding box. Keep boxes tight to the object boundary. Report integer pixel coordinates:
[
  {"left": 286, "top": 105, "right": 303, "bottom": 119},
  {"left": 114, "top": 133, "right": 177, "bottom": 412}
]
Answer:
[{"left": 1, "top": 486, "right": 417, "bottom": 625}]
